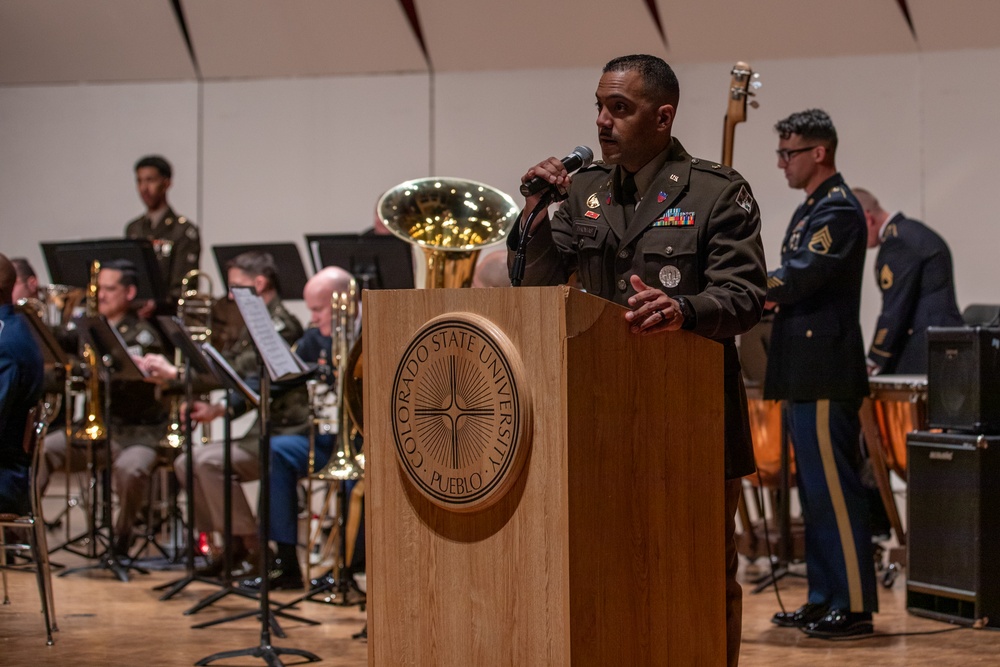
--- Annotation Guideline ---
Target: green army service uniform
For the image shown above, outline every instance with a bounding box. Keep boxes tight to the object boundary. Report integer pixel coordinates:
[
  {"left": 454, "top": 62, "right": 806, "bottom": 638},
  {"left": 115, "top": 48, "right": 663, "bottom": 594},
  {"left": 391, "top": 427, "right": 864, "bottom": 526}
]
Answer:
[
  {"left": 43, "top": 313, "right": 169, "bottom": 544},
  {"left": 509, "top": 137, "right": 766, "bottom": 666},
  {"left": 177, "top": 296, "right": 306, "bottom": 539},
  {"left": 125, "top": 207, "right": 200, "bottom": 303},
  {"left": 511, "top": 138, "right": 766, "bottom": 479}
]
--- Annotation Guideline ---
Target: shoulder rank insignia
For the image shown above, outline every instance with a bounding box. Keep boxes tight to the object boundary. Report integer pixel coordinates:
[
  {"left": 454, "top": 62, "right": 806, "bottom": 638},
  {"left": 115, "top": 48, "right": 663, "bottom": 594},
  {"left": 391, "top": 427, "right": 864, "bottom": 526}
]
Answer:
[
  {"left": 807, "top": 225, "right": 833, "bottom": 255},
  {"left": 586, "top": 194, "right": 600, "bottom": 209},
  {"left": 879, "top": 264, "right": 894, "bottom": 290},
  {"left": 883, "top": 223, "right": 898, "bottom": 239},
  {"left": 736, "top": 185, "right": 753, "bottom": 213}
]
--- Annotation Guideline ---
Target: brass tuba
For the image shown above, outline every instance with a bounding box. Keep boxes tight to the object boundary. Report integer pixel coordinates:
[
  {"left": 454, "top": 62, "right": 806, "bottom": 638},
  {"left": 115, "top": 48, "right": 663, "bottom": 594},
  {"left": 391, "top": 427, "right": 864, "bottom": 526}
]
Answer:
[
  {"left": 377, "top": 177, "right": 520, "bottom": 288},
  {"left": 73, "top": 260, "right": 107, "bottom": 442}
]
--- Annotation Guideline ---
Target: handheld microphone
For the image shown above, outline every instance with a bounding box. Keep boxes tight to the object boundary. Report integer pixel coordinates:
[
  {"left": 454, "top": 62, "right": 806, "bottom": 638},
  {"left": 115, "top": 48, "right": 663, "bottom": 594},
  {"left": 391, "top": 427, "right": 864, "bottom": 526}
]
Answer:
[{"left": 519, "top": 146, "right": 594, "bottom": 197}]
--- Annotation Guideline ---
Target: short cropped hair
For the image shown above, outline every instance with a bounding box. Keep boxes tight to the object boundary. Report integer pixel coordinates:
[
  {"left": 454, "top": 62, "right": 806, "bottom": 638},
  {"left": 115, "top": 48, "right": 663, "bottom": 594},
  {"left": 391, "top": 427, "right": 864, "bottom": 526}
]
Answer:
[
  {"left": 134, "top": 155, "right": 172, "bottom": 179},
  {"left": 10, "top": 257, "right": 36, "bottom": 281},
  {"left": 226, "top": 250, "right": 280, "bottom": 294},
  {"left": 774, "top": 109, "right": 838, "bottom": 153},
  {"left": 603, "top": 54, "right": 680, "bottom": 107},
  {"left": 101, "top": 259, "right": 139, "bottom": 289}
]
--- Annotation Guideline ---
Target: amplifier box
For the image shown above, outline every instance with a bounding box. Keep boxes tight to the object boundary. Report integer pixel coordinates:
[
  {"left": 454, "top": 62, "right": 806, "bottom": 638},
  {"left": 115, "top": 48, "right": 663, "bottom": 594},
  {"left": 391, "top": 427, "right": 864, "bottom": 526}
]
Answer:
[
  {"left": 927, "top": 327, "right": 1000, "bottom": 434},
  {"left": 907, "top": 431, "right": 1000, "bottom": 627}
]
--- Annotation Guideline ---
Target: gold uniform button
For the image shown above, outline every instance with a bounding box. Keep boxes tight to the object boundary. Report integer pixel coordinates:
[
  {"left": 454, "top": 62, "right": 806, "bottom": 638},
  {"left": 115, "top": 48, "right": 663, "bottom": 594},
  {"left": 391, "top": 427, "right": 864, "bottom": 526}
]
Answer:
[
  {"left": 618, "top": 249, "right": 629, "bottom": 259},
  {"left": 806, "top": 330, "right": 813, "bottom": 338},
  {"left": 617, "top": 279, "right": 627, "bottom": 291},
  {"left": 665, "top": 246, "right": 674, "bottom": 255}
]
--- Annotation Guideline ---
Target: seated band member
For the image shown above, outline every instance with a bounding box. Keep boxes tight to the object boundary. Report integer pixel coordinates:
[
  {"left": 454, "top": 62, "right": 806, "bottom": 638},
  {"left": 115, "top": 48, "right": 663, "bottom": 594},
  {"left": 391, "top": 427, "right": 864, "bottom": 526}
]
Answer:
[
  {"left": 42, "top": 259, "right": 168, "bottom": 554},
  {"left": 240, "top": 266, "right": 359, "bottom": 591},
  {"left": 125, "top": 155, "right": 200, "bottom": 313},
  {"left": 10, "top": 257, "right": 41, "bottom": 303},
  {"left": 165, "top": 251, "right": 304, "bottom": 577},
  {"left": 0, "top": 253, "right": 45, "bottom": 516}
]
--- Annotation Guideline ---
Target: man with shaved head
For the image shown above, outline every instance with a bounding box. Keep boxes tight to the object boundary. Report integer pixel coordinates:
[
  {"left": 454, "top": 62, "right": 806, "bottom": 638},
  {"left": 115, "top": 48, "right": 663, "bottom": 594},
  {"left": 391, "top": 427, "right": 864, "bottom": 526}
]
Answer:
[
  {"left": 238, "top": 265, "right": 359, "bottom": 591},
  {"left": 0, "top": 253, "right": 45, "bottom": 514},
  {"left": 853, "top": 188, "right": 963, "bottom": 375}
]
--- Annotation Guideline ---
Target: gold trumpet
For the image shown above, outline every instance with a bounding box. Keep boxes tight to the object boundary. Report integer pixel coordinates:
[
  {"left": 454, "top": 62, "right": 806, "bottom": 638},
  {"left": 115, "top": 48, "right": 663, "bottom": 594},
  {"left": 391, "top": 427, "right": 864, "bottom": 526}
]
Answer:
[
  {"left": 74, "top": 260, "right": 107, "bottom": 442},
  {"left": 312, "top": 278, "right": 362, "bottom": 481}
]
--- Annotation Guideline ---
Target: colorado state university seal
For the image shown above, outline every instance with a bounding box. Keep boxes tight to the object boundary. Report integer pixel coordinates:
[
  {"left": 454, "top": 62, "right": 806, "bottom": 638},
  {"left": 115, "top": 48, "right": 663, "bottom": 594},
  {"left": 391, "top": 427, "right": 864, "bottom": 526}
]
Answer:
[{"left": 391, "top": 313, "right": 531, "bottom": 512}]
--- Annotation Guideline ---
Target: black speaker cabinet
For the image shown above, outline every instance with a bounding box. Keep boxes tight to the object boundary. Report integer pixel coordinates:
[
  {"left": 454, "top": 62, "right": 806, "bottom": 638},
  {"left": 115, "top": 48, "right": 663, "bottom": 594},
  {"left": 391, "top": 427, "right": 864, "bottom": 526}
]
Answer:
[
  {"left": 906, "top": 431, "right": 1000, "bottom": 627},
  {"left": 927, "top": 327, "right": 1000, "bottom": 434}
]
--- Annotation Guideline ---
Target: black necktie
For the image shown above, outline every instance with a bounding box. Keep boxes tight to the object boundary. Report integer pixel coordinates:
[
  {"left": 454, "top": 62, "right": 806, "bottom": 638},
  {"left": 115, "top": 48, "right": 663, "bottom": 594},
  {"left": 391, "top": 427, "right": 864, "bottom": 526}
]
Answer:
[{"left": 621, "top": 173, "right": 638, "bottom": 226}]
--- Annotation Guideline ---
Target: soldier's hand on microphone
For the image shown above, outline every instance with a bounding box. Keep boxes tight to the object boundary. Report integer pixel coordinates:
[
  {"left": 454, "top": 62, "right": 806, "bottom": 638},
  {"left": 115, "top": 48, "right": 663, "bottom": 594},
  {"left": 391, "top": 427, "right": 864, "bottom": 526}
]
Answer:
[{"left": 520, "top": 158, "right": 569, "bottom": 233}]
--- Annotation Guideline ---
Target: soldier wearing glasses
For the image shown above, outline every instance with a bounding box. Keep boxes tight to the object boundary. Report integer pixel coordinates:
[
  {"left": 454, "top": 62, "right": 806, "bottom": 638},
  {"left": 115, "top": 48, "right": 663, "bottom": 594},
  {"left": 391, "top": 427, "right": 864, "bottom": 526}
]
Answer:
[{"left": 764, "top": 109, "right": 877, "bottom": 638}]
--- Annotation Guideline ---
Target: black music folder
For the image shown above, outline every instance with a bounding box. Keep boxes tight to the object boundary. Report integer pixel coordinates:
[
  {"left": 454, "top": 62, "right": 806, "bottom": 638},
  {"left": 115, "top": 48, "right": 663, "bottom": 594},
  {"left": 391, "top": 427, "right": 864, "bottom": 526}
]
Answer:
[
  {"left": 305, "top": 233, "right": 414, "bottom": 289},
  {"left": 201, "top": 343, "right": 260, "bottom": 409},
  {"left": 77, "top": 316, "right": 147, "bottom": 382},
  {"left": 15, "top": 304, "right": 70, "bottom": 368},
  {"left": 212, "top": 243, "right": 308, "bottom": 301},
  {"left": 41, "top": 238, "right": 165, "bottom": 303}
]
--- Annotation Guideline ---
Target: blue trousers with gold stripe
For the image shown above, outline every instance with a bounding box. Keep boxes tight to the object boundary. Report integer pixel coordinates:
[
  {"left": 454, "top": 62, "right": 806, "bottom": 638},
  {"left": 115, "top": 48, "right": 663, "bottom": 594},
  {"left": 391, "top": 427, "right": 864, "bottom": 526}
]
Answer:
[{"left": 787, "top": 399, "right": 878, "bottom": 613}]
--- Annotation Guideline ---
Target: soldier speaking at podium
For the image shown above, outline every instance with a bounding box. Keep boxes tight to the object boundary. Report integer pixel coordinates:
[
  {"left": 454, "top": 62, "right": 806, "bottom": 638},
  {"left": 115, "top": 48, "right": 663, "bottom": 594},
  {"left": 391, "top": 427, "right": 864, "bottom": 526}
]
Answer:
[
  {"left": 125, "top": 155, "right": 200, "bottom": 309},
  {"left": 508, "top": 54, "right": 767, "bottom": 667}
]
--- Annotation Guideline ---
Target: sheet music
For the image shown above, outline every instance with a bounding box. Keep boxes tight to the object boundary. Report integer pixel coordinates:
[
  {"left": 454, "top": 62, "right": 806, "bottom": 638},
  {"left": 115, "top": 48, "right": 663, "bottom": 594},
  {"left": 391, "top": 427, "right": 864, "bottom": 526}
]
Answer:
[{"left": 230, "top": 287, "right": 306, "bottom": 382}]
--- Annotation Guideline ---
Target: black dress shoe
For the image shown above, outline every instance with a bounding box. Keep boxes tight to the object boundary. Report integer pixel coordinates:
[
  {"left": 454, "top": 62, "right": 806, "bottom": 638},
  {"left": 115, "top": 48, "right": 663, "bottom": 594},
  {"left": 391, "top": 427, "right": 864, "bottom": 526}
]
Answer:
[
  {"left": 239, "top": 558, "right": 304, "bottom": 591},
  {"left": 804, "top": 609, "right": 873, "bottom": 638},
  {"left": 771, "top": 602, "right": 830, "bottom": 628}
]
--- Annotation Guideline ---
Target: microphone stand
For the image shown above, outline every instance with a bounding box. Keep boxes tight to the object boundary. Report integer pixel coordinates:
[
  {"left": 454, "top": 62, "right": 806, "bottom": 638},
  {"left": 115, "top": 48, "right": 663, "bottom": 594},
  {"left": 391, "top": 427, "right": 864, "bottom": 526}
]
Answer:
[{"left": 510, "top": 190, "right": 558, "bottom": 287}]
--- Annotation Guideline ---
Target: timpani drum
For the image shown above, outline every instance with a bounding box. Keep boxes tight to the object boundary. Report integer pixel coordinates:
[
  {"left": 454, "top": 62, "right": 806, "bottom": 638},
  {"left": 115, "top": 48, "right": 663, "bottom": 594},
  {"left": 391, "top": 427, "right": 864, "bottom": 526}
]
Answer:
[
  {"left": 867, "top": 374, "right": 928, "bottom": 477},
  {"left": 745, "top": 384, "right": 791, "bottom": 487}
]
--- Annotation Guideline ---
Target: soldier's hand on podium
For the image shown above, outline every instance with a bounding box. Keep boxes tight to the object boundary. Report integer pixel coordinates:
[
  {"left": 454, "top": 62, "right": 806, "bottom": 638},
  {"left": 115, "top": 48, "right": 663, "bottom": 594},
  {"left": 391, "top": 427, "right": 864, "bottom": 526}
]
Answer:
[{"left": 625, "top": 275, "right": 684, "bottom": 333}]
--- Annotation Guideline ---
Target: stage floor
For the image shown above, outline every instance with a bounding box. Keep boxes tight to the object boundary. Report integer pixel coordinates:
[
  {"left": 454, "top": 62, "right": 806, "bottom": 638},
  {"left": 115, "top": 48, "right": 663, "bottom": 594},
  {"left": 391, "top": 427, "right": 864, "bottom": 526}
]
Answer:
[{"left": 3, "top": 549, "right": 999, "bottom": 666}]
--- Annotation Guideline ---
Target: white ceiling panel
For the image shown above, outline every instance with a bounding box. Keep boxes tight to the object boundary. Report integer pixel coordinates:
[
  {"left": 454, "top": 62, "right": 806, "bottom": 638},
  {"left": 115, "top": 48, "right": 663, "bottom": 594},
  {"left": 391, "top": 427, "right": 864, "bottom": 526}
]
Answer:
[
  {"left": 0, "top": 0, "right": 194, "bottom": 85},
  {"left": 185, "top": 0, "right": 427, "bottom": 79},
  {"left": 657, "top": 0, "right": 917, "bottom": 63},
  {"left": 415, "top": 0, "right": 668, "bottom": 72},
  {"left": 2, "top": 0, "right": 1000, "bottom": 85},
  {"left": 910, "top": 0, "right": 1000, "bottom": 52}
]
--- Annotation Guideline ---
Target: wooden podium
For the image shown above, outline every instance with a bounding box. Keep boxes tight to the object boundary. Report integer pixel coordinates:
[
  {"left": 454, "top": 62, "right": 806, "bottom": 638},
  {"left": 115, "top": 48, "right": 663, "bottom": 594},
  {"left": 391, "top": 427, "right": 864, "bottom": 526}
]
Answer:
[{"left": 363, "top": 286, "right": 726, "bottom": 666}]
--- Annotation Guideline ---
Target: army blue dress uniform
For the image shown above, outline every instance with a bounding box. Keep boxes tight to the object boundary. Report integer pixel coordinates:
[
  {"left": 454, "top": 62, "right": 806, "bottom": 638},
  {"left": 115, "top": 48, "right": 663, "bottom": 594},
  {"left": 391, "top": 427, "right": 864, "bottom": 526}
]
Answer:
[
  {"left": 868, "top": 213, "right": 963, "bottom": 374},
  {"left": 0, "top": 303, "right": 44, "bottom": 515},
  {"left": 765, "top": 174, "right": 878, "bottom": 621}
]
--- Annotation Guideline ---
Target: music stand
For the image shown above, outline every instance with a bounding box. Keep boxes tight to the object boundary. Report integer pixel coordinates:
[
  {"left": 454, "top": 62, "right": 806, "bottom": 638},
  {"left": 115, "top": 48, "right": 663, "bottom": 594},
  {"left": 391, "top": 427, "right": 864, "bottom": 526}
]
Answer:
[
  {"left": 59, "top": 316, "right": 150, "bottom": 582},
  {"left": 212, "top": 243, "right": 309, "bottom": 301},
  {"left": 305, "top": 233, "right": 414, "bottom": 289},
  {"left": 195, "top": 287, "right": 319, "bottom": 667},
  {"left": 148, "top": 317, "right": 234, "bottom": 601},
  {"left": 41, "top": 238, "right": 166, "bottom": 304}
]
